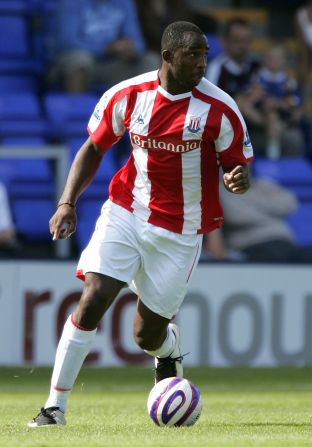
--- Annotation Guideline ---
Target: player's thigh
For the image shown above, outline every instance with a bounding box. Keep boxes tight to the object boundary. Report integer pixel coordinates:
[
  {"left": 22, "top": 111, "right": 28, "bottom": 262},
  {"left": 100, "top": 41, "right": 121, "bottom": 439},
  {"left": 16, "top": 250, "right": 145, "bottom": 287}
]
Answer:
[
  {"left": 133, "top": 230, "right": 203, "bottom": 319},
  {"left": 74, "top": 272, "right": 126, "bottom": 328},
  {"left": 77, "top": 201, "right": 141, "bottom": 284}
]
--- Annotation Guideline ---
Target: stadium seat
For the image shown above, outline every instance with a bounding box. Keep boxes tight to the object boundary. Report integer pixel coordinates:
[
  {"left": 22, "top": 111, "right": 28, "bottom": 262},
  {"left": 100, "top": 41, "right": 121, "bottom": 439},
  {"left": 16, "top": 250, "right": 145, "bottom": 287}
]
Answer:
[
  {"left": 9, "top": 158, "right": 52, "bottom": 181},
  {"left": 0, "top": 74, "right": 39, "bottom": 92},
  {"left": 1, "top": 136, "right": 47, "bottom": 146},
  {"left": 83, "top": 181, "right": 110, "bottom": 200},
  {"left": 8, "top": 178, "right": 53, "bottom": 203},
  {"left": 9, "top": 180, "right": 53, "bottom": 198},
  {"left": 0, "top": 136, "right": 55, "bottom": 245},
  {"left": 0, "top": 92, "right": 41, "bottom": 119},
  {"left": 44, "top": 93, "right": 98, "bottom": 138},
  {"left": 0, "top": 120, "right": 47, "bottom": 137},
  {"left": 287, "top": 203, "right": 312, "bottom": 246},
  {"left": 0, "top": 92, "right": 47, "bottom": 137},
  {"left": 0, "top": 14, "right": 44, "bottom": 76},
  {"left": 0, "top": 58, "right": 43, "bottom": 75},
  {"left": 0, "top": 1, "right": 29, "bottom": 14},
  {"left": 0, "top": 137, "right": 53, "bottom": 197},
  {"left": 0, "top": 157, "right": 53, "bottom": 198},
  {"left": 27, "top": 0, "right": 59, "bottom": 13},
  {"left": 0, "top": 15, "right": 29, "bottom": 57},
  {"left": 65, "top": 137, "right": 85, "bottom": 153},
  {"left": 97, "top": 149, "right": 119, "bottom": 181},
  {"left": 75, "top": 200, "right": 103, "bottom": 250},
  {"left": 77, "top": 200, "right": 103, "bottom": 223},
  {"left": 0, "top": 160, "right": 16, "bottom": 185},
  {"left": 12, "top": 198, "right": 55, "bottom": 241},
  {"left": 253, "top": 157, "right": 312, "bottom": 187},
  {"left": 205, "top": 34, "right": 223, "bottom": 61},
  {"left": 284, "top": 185, "right": 312, "bottom": 202}
]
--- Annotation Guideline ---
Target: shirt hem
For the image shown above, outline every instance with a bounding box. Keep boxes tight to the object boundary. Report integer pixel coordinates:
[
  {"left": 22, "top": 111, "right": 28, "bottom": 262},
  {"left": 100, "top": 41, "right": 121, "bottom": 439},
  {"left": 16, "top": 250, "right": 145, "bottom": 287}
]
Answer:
[{"left": 109, "top": 198, "right": 224, "bottom": 235}]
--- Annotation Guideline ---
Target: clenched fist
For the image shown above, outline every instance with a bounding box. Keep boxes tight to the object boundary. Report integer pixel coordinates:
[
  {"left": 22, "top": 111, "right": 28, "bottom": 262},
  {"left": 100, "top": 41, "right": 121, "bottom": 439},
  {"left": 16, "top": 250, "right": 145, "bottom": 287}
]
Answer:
[{"left": 223, "top": 165, "right": 250, "bottom": 194}]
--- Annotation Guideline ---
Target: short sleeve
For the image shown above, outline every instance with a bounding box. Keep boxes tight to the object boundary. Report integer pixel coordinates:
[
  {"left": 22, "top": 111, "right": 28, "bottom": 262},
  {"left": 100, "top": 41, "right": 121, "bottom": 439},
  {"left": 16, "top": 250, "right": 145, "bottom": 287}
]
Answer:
[
  {"left": 215, "top": 105, "right": 254, "bottom": 168},
  {"left": 87, "top": 91, "right": 127, "bottom": 150}
]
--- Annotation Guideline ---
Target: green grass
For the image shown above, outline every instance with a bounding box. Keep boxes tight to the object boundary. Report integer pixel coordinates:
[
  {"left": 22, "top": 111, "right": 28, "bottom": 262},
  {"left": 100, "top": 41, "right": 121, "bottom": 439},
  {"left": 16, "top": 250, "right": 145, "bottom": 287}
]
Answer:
[{"left": 1, "top": 366, "right": 312, "bottom": 447}]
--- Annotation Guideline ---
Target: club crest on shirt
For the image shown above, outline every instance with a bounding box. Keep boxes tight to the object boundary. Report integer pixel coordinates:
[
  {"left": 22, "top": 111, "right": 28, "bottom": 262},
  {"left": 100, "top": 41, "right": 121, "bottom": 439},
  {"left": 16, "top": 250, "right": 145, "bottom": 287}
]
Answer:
[{"left": 187, "top": 116, "right": 201, "bottom": 133}]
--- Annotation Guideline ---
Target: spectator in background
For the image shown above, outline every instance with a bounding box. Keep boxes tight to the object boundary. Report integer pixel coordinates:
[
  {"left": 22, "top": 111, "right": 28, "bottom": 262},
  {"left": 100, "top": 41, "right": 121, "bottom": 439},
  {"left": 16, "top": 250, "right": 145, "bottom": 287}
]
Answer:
[
  {"left": 201, "top": 227, "right": 244, "bottom": 262},
  {"left": 206, "top": 18, "right": 260, "bottom": 100},
  {"left": 295, "top": 0, "right": 312, "bottom": 89},
  {"left": 203, "top": 175, "right": 312, "bottom": 263},
  {"left": 135, "top": 0, "right": 193, "bottom": 54},
  {"left": 0, "top": 182, "right": 18, "bottom": 253},
  {"left": 206, "top": 18, "right": 305, "bottom": 158},
  {"left": 250, "top": 42, "right": 304, "bottom": 158},
  {"left": 205, "top": 18, "right": 266, "bottom": 155},
  {"left": 47, "top": 0, "right": 159, "bottom": 93},
  {"left": 135, "top": 0, "right": 218, "bottom": 56}
]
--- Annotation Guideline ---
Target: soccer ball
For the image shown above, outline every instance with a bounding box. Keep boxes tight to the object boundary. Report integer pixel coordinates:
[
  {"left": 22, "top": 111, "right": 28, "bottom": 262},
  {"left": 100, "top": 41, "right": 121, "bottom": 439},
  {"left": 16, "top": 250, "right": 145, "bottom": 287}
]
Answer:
[{"left": 147, "top": 377, "right": 202, "bottom": 427}]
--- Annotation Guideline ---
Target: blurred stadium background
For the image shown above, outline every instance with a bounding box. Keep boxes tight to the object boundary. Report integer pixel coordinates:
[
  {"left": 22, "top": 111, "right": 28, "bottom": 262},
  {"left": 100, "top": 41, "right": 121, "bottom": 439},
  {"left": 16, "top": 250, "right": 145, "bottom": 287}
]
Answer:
[
  {"left": 0, "top": 0, "right": 312, "bottom": 447},
  {"left": 0, "top": 1, "right": 312, "bottom": 445}
]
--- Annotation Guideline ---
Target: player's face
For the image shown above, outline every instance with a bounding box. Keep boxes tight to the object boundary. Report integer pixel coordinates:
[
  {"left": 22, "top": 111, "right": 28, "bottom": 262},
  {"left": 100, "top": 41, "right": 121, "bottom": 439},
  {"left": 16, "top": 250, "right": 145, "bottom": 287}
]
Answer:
[{"left": 171, "top": 33, "right": 209, "bottom": 90}]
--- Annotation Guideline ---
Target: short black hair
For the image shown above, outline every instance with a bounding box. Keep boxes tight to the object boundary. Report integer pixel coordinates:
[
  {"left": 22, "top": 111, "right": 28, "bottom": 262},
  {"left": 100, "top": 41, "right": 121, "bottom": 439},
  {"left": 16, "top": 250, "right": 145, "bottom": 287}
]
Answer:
[
  {"left": 161, "top": 21, "right": 205, "bottom": 53},
  {"left": 223, "top": 18, "right": 251, "bottom": 37}
]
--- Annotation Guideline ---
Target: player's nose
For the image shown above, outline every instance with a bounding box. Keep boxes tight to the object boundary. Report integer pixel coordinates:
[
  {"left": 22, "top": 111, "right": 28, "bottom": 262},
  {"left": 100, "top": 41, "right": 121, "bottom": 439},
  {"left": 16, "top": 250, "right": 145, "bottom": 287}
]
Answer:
[{"left": 196, "top": 54, "right": 207, "bottom": 69}]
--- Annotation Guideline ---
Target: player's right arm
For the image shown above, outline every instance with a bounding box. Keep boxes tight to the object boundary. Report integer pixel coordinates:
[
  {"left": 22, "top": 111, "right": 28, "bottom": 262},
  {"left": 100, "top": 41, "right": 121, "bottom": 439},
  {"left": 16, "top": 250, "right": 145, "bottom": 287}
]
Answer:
[
  {"left": 49, "top": 137, "right": 104, "bottom": 241},
  {"left": 50, "top": 82, "right": 128, "bottom": 241}
]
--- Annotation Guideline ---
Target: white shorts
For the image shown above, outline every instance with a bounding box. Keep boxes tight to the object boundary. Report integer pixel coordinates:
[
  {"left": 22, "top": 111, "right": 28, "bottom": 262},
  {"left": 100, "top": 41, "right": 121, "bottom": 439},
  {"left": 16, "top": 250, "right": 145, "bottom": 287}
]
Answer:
[{"left": 76, "top": 200, "right": 203, "bottom": 319}]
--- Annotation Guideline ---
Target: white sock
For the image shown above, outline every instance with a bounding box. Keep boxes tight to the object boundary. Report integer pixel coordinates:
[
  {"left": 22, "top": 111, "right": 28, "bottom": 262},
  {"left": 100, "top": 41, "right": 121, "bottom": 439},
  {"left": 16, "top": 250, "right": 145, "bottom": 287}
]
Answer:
[
  {"left": 44, "top": 314, "right": 97, "bottom": 413},
  {"left": 144, "top": 325, "right": 176, "bottom": 358}
]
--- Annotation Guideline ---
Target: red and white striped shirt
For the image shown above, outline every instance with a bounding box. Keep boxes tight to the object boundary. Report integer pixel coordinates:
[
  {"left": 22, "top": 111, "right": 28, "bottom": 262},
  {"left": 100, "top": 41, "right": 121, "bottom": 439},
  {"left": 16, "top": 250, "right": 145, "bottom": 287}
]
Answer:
[{"left": 87, "top": 70, "right": 253, "bottom": 234}]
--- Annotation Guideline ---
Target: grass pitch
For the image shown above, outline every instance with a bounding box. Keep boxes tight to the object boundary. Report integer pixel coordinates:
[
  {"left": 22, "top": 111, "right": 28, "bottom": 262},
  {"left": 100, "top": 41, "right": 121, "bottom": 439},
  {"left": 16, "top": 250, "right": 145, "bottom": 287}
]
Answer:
[{"left": 0, "top": 366, "right": 312, "bottom": 447}]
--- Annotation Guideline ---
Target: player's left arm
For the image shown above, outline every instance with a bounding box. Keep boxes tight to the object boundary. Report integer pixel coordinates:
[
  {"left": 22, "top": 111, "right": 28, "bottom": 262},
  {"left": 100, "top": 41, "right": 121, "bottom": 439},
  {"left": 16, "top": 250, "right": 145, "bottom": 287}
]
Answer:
[
  {"left": 216, "top": 99, "right": 253, "bottom": 194},
  {"left": 222, "top": 164, "right": 250, "bottom": 194}
]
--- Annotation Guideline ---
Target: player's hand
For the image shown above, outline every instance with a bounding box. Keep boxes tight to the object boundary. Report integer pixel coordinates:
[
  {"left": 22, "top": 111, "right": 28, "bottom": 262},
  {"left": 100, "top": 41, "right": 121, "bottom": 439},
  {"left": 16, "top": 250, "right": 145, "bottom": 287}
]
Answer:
[
  {"left": 49, "top": 204, "right": 77, "bottom": 241},
  {"left": 223, "top": 165, "right": 250, "bottom": 194}
]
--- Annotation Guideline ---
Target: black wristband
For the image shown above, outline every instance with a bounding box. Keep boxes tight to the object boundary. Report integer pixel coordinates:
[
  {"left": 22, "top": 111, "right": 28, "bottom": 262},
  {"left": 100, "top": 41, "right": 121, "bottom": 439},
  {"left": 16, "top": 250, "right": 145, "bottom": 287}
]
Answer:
[{"left": 57, "top": 202, "right": 76, "bottom": 208}]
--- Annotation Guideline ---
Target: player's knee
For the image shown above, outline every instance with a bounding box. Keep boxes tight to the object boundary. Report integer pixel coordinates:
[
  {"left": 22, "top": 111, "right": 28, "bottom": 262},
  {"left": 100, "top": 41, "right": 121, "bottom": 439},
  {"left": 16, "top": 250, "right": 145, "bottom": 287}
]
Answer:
[{"left": 77, "top": 276, "right": 116, "bottom": 319}]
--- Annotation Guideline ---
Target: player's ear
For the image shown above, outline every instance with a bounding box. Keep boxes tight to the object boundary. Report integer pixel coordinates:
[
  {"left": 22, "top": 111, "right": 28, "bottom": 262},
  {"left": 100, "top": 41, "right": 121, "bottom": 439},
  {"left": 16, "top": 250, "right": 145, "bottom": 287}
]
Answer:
[{"left": 162, "top": 49, "right": 173, "bottom": 64}]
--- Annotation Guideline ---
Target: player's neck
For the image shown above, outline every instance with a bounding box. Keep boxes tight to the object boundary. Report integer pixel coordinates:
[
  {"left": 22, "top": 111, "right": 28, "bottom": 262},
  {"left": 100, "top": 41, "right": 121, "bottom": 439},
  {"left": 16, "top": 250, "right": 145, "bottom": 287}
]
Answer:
[{"left": 158, "top": 68, "right": 192, "bottom": 96}]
